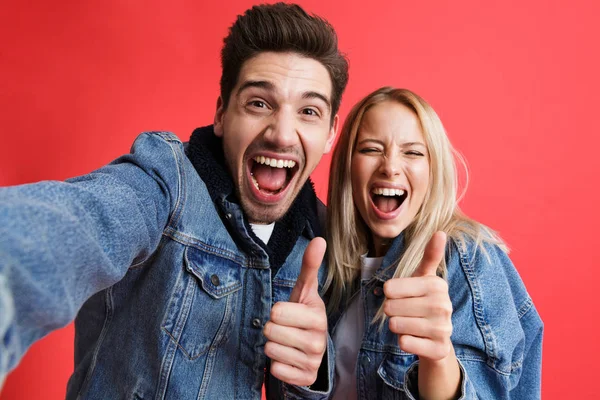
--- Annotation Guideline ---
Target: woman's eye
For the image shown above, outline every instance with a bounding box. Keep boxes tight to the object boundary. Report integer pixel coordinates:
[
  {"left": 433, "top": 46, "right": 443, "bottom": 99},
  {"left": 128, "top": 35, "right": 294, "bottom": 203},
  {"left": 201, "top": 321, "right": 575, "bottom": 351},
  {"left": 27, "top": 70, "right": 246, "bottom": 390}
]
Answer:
[
  {"left": 359, "top": 148, "right": 380, "bottom": 154},
  {"left": 406, "top": 150, "right": 424, "bottom": 156}
]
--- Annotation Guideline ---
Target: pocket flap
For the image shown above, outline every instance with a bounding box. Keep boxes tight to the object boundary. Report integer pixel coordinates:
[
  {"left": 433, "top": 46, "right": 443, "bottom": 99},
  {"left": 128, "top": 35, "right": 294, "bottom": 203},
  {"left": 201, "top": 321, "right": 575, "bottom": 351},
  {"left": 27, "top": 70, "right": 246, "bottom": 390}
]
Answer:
[
  {"left": 185, "top": 246, "right": 243, "bottom": 299},
  {"left": 377, "top": 352, "right": 418, "bottom": 391}
]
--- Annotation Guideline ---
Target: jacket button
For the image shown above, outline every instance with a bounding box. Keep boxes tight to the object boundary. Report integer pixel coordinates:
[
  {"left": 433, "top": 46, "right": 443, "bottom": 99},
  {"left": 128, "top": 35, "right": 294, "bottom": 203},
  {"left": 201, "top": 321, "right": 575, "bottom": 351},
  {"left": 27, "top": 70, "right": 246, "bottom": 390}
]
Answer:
[
  {"left": 210, "top": 274, "right": 220, "bottom": 286},
  {"left": 360, "top": 354, "right": 371, "bottom": 367},
  {"left": 252, "top": 318, "right": 262, "bottom": 328},
  {"left": 373, "top": 286, "right": 383, "bottom": 297},
  {"left": 225, "top": 213, "right": 232, "bottom": 220}
]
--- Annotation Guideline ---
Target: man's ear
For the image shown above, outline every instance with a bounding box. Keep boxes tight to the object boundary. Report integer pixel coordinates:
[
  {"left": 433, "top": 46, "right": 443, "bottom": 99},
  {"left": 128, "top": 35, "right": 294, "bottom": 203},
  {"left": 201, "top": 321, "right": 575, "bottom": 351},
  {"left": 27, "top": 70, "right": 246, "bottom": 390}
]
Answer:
[
  {"left": 214, "top": 96, "right": 225, "bottom": 137},
  {"left": 324, "top": 114, "right": 339, "bottom": 154}
]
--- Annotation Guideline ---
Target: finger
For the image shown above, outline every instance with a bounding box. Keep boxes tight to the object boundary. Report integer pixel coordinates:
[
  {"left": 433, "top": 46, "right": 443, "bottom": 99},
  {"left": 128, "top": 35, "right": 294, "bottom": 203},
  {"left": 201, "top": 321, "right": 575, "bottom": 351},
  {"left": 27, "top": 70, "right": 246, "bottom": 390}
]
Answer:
[
  {"left": 264, "top": 340, "right": 321, "bottom": 372},
  {"left": 384, "top": 296, "right": 452, "bottom": 319},
  {"left": 263, "top": 322, "right": 326, "bottom": 356},
  {"left": 289, "top": 237, "right": 326, "bottom": 304},
  {"left": 269, "top": 301, "right": 327, "bottom": 330},
  {"left": 397, "top": 334, "right": 452, "bottom": 361},
  {"left": 270, "top": 360, "right": 318, "bottom": 386},
  {"left": 383, "top": 297, "right": 430, "bottom": 318},
  {"left": 383, "top": 275, "right": 448, "bottom": 299},
  {"left": 413, "top": 231, "right": 447, "bottom": 277},
  {"left": 388, "top": 316, "right": 452, "bottom": 341}
]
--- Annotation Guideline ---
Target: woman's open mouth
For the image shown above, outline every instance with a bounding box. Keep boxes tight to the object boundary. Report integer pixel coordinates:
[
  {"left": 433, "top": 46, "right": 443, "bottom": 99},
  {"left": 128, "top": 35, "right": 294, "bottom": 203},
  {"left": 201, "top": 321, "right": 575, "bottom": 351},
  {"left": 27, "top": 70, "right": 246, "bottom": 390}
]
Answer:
[{"left": 370, "top": 187, "right": 407, "bottom": 214}]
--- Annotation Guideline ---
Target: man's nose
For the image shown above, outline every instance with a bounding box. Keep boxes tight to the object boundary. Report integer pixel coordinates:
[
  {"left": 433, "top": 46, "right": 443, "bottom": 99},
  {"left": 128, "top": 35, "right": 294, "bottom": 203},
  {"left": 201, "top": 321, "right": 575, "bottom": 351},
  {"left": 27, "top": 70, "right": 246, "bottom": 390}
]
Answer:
[{"left": 263, "top": 108, "right": 299, "bottom": 149}]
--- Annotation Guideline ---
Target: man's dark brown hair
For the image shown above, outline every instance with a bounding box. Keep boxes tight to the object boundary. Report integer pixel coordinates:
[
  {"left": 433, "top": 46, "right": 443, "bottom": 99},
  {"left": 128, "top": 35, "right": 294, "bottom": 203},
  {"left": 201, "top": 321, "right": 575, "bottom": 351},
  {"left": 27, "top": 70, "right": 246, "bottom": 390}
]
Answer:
[{"left": 220, "top": 2, "right": 349, "bottom": 123}]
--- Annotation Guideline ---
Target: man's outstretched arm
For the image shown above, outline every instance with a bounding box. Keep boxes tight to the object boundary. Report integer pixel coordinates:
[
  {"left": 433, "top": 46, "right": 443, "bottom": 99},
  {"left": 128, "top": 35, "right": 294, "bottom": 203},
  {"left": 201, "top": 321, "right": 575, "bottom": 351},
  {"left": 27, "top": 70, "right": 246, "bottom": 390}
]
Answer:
[{"left": 0, "top": 132, "right": 182, "bottom": 381}]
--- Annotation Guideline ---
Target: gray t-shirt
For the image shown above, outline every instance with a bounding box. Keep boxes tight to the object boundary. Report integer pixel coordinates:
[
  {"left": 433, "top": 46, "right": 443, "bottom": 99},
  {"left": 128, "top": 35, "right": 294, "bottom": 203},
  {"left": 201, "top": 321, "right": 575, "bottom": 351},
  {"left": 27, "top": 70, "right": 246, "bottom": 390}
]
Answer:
[{"left": 331, "top": 254, "right": 383, "bottom": 400}]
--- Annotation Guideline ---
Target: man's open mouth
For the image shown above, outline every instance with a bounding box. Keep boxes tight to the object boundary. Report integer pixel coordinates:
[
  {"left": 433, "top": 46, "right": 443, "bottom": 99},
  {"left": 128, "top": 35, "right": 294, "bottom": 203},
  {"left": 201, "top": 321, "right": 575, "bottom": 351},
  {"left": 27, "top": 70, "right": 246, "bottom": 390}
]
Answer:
[
  {"left": 249, "top": 155, "right": 299, "bottom": 196},
  {"left": 370, "top": 187, "right": 408, "bottom": 213}
]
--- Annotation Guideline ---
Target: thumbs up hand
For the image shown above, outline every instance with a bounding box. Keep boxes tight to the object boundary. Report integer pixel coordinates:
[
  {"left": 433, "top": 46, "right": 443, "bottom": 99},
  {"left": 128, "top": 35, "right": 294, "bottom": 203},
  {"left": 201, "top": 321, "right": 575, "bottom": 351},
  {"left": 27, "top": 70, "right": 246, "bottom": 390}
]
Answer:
[
  {"left": 383, "top": 231, "right": 454, "bottom": 362},
  {"left": 263, "top": 237, "right": 328, "bottom": 386}
]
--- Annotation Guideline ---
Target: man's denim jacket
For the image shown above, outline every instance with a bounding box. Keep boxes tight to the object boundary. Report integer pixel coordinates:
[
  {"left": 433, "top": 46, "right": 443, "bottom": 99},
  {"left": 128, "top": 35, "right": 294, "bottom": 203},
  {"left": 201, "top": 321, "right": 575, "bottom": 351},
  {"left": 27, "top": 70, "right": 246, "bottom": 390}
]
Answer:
[
  {"left": 329, "top": 235, "right": 543, "bottom": 400},
  {"left": 0, "top": 127, "right": 333, "bottom": 399}
]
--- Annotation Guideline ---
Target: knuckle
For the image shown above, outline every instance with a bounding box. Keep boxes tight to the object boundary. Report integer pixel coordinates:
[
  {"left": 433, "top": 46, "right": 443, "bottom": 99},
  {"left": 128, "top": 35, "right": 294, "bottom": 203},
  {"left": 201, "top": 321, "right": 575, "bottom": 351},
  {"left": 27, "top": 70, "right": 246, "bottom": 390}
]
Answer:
[
  {"left": 431, "top": 277, "right": 448, "bottom": 292},
  {"left": 383, "top": 280, "right": 393, "bottom": 297},
  {"left": 307, "top": 339, "right": 325, "bottom": 355},
  {"left": 306, "top": 311, "right": 327, "bottom": 332},
  {"left": 398, "top": 334, "right": 409, "bottom": 350},
  {"left": 430, "top": 302, "right": 451, "bottom": 318},
  {"left": 264, "top": 341, "right": 274, "bottom": 357},
  {"left": 443, "top": 335, "right": 453, "bottom": 348},
  {"left": 383, "top": 300, "right": 393, "bottom": 316},
  {"left": 270, "top": 361, "right": 282, "bottom": 378},
  {"left": 442, "top": 302, "right": 453, "bottom": 317},
  {"left": 315, "top": 314, "right": 328, "bottom": 332},
  {"left": 306, "top": 371, "right": 318, "bottom": 385},
  {"left": 432, "top": 324, "right": 452, "bottom": 340},
  {"left": 308, "top": 357, "right": 322, "bottom": 372},
  {"left": 263, "top": 321, "right": 273, "bottom": 338},
  {"left": 270, "top": 302, "right": 284, "bottom": 321},
  {"left": 442, "top": 325, "right": 453, "bottom": 339}
]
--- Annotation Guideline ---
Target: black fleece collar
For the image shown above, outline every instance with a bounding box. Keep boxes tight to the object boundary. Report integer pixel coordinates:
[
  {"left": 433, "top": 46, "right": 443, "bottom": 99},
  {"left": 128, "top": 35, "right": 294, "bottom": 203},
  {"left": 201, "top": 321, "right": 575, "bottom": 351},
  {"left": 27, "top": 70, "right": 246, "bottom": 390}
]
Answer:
[{"left": 186, "top": 125, "right": 324, "bottom": 272}]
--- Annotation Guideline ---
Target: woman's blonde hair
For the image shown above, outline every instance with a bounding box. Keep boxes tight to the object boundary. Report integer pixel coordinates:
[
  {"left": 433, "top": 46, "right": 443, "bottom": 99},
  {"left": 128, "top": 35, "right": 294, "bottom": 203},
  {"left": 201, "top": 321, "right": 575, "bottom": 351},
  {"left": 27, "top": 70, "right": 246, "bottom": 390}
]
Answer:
[{"left": 324, "top": 87, "right": 506, "bottom": 316}]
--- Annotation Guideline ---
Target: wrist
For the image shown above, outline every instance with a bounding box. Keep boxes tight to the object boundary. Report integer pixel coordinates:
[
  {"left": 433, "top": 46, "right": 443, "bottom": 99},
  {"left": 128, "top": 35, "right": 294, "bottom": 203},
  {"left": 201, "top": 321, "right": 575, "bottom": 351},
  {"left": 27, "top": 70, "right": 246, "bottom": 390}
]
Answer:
[{"left": 417, "top": 349, "right": 462, "bottom": 400}]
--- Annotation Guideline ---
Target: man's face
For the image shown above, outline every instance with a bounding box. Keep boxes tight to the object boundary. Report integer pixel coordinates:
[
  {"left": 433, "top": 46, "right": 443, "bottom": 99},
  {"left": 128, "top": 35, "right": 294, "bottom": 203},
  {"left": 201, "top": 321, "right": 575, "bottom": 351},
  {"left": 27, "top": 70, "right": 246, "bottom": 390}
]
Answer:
[{"left": 214, "top": 52, "right": 338, "bottom": 224}]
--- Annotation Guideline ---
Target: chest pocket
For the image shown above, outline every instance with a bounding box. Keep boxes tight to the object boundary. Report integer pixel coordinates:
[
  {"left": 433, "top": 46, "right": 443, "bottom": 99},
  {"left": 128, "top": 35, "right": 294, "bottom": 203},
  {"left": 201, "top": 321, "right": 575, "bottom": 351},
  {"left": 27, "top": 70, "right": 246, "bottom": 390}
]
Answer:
[
  {"left": 162, "top": 245, "right": 243, "bottom": 360},
  {"left": 271, "top": 277, "right": 295, "bottom": 305},
  {"left": 376, "top": 352, "right": 418, "bottom": 400}
]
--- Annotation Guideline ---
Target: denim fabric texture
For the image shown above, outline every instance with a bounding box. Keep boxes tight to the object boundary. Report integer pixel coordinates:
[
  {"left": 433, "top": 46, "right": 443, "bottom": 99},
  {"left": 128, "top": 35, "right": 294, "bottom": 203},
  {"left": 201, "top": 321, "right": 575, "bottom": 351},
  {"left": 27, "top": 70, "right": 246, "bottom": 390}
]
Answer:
[
  {"left": 0, "top": 128, "right": 333, "bottom": 399},
  {"left": 329, "top": 235, "right": 543, "bottom": 400}
]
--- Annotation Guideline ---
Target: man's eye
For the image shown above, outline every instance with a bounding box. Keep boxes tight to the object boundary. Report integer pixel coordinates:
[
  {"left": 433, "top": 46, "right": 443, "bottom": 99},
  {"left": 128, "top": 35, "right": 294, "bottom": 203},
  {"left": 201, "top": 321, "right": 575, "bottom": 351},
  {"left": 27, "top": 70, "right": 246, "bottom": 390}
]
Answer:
[
  {"left": 249, "top": 100, "right": 267, "bottom": 108},
  {"left": 302, "top": 108, "right": 319, "bottom": 117}
]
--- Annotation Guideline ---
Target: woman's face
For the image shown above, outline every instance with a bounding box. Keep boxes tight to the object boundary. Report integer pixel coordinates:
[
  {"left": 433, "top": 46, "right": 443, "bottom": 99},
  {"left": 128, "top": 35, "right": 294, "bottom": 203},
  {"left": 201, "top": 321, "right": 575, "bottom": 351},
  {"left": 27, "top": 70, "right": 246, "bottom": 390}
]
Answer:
[{"left": 351, "top": 101, "right": 430, "bottom": 257}]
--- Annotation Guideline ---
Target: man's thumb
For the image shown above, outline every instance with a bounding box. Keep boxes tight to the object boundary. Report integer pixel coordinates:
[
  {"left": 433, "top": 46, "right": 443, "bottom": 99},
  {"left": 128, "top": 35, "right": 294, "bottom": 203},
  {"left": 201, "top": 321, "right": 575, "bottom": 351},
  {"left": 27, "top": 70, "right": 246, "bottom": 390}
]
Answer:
[
  {"left": 413, "top": 231, "right": 447, "bottom": 277},
  {"left": 289, "top": 237, "right": 327, "bottom": 304}
]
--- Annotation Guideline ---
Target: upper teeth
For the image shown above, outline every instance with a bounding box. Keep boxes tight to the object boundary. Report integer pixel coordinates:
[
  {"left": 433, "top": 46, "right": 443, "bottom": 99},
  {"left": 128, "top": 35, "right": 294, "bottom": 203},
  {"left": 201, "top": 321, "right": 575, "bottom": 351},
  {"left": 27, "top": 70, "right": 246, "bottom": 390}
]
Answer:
[
  {"left": 372, "top": 188, "right": 405, "bottom": 196},
  {"left": 253, "top": 156, "right": 296, "bottom": 168}
]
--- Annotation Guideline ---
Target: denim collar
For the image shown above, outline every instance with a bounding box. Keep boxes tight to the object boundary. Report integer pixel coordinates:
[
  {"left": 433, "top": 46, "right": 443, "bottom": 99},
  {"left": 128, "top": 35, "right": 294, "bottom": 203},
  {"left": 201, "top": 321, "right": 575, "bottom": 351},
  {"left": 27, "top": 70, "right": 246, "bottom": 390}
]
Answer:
[
  {"left": 373, "top": 233, "right": 406, "bottom": 282},
  {"left": 186, "top": 125, "right": 323, "bottom": 271}
]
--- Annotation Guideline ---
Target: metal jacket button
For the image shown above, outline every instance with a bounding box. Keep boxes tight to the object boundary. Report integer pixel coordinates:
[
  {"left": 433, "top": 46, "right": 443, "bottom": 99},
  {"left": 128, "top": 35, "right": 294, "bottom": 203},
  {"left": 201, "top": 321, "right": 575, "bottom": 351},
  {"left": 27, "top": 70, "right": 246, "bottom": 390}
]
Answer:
[{"left": 360, "top": 354, "right": 371, "bottom": 367}]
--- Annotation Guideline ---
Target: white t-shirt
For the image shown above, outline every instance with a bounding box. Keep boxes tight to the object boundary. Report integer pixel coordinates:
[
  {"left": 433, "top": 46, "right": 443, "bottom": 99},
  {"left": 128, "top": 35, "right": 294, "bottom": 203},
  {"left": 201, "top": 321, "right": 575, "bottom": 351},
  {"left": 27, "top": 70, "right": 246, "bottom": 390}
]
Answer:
[
  {"left": 331, "top": 254, "right": 383, "bottom": 400},
  {"left": 249, "top": 222, "right": 275, "bottom": 245}
]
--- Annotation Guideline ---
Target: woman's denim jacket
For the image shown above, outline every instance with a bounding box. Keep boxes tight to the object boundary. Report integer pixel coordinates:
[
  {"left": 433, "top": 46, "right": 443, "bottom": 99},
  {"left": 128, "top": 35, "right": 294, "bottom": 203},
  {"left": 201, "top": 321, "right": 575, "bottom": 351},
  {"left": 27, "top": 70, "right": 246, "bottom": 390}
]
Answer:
[
  {"left": 329, "top": 235, "right": 543, "bottom": 400},
  {"left": 0, "top": 128, "right": 333, "bottom": 399}
]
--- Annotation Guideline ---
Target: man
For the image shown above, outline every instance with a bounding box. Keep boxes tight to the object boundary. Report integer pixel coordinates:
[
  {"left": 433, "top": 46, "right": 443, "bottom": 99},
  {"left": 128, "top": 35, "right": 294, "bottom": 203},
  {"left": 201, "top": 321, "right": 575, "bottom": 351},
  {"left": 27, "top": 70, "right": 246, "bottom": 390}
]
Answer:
[{"left": 0, "top": 3, "right": 348, "bottom": 399}]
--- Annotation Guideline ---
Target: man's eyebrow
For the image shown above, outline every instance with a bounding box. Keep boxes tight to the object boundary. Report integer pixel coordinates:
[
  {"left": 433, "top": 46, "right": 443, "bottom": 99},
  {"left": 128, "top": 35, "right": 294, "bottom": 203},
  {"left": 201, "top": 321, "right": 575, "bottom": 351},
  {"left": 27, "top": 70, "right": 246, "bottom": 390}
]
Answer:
[
  {"left": 236, "top": 82, "right": 332, "bottom": 112},
  {"left": 302, "top": 91, "right": 331, "bottom": 111},
  {"left": 236, "top": 80, "right": 274, "bottom": 95}
]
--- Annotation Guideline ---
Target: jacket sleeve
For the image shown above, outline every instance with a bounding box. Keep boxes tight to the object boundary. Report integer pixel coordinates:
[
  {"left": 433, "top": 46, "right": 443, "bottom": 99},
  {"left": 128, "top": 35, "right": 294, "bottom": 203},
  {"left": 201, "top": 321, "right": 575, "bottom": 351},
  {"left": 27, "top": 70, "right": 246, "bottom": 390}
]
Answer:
[
  {"left": 450, "top": 240, "right": 543, "bottom": 400},
  {"left": 451, "top": 301, "right": 543, "bottom": 400},
  {"left": 404, "top": 240, "right": 544, "bottom": 400},
  {"left": 0, "top": 131, "right": 183, "bottom": 381}
]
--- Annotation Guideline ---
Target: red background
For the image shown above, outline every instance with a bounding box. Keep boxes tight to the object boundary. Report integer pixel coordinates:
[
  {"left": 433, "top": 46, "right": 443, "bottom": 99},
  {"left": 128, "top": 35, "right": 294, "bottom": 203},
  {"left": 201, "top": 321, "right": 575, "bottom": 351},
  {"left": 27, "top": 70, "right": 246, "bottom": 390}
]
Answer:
[{"left": 1, "top": 1, "right": 598, "bottom": 398}]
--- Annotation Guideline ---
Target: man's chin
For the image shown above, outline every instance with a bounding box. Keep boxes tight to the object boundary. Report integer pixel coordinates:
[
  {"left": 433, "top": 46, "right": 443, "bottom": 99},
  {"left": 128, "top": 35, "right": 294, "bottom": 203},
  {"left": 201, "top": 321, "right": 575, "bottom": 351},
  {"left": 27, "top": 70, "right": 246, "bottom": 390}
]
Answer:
[{"left": 242, "top": 199, "right": 290, "bottom": 224}]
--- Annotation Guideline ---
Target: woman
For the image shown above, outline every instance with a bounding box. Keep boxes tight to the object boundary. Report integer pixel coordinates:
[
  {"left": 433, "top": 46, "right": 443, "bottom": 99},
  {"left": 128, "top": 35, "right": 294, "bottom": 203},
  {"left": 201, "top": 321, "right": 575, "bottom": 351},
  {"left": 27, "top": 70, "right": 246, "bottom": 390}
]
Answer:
[{"left": 325, "top": 87, "right": 543, "bottom": 399}]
